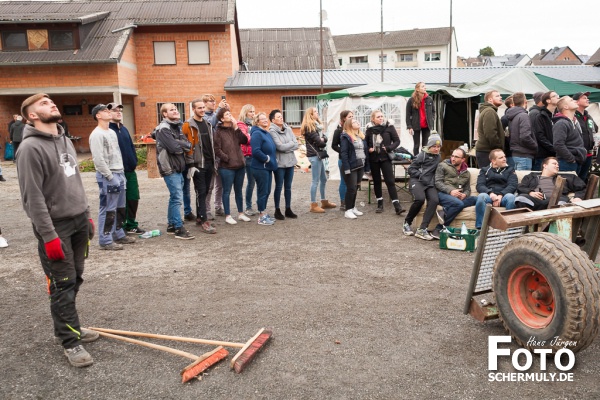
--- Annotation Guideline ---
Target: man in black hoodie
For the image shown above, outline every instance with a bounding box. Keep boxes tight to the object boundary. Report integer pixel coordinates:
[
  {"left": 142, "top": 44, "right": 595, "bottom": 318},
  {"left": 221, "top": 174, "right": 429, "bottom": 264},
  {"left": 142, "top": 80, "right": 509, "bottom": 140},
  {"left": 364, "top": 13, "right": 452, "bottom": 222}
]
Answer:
[
  {"left": 553, "top": 96, "right": 586, "bottom": 175},
  {"left": 573, "top": 92, "right": 598, "bottom": 182},
  {"left": 531, "top": 91, "right": 559, "bottom": 171},
  {"left": 17, "top": 93, "right": 98, "bottom": 368}
]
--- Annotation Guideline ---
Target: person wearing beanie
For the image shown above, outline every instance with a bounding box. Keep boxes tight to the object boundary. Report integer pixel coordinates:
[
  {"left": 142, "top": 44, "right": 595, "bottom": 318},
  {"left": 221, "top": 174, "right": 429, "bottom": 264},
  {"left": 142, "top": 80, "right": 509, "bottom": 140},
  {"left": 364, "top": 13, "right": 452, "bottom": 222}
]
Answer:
[{"left": 403, "top": 133, "right": 442, "bottom": 240}]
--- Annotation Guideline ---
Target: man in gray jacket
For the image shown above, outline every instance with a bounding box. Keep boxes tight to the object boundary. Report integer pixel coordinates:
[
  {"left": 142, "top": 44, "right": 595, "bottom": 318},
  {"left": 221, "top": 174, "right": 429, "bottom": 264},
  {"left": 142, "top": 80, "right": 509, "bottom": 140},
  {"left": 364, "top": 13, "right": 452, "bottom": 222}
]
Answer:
[
  {"left": 506, "top": 92, "right": 537, "bottom": 170},
  {"left": 89, "top": 103, "right": 135, "bottom": 250},
  {"left": 155, "top": 103, "right": 194, "bottom": 240},
  {"left": 17, "top": 93, "right": 99, "bottom": 367}
]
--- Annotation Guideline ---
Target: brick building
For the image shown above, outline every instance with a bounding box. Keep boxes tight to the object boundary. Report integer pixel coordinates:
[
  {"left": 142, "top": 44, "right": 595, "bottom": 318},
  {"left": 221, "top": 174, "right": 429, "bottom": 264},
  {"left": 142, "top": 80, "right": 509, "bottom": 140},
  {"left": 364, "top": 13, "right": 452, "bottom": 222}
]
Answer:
[{"left": 0, "top": 0, "right": 244, "bottom": 152}]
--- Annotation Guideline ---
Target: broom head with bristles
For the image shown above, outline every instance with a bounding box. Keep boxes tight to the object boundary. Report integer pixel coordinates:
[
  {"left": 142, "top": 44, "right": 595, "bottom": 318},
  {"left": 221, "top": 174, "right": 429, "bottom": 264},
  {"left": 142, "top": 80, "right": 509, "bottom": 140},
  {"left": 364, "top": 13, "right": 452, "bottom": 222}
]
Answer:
[
  {"left": 232, "top": 329, "right": 272, "bottom": 373},
  {"left": 181, "top": 346, "right": 229, "bottom": 383}
]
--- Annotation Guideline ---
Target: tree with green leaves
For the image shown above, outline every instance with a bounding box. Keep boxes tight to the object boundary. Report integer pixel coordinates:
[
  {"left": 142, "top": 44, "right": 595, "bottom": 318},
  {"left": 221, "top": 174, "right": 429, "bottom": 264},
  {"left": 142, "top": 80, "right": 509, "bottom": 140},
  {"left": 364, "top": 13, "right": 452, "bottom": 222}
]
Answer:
[{"left": 479, "top": 46, "right": 495, "bottom": 57}]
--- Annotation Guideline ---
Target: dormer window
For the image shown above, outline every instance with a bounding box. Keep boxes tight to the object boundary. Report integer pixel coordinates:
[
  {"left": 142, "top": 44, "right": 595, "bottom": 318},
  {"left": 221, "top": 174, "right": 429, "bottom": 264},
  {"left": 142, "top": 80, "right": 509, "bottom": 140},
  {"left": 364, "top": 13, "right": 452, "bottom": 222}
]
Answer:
[
  {"left": 1, "top": 31, "right": 28, "bottom": 51},
  {"left": 49, "top": 30, "right": 74, "bottom": 50}
]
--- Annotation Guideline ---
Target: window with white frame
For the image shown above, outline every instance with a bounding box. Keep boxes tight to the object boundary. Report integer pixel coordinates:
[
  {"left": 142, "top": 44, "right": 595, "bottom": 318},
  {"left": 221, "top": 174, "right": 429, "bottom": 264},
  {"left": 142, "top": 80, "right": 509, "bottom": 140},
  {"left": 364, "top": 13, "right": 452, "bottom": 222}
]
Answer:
[
  {"left": 353, "top": 105, "right": 373, "bottom": 130},
  {"left": 424, "top": 52, "right": 441, "bottom": 62},
  {"left": 153, "top": 41, "right": 176, "bottom": 65},
  {"left": 156, "top": 102, "right": 186, "bottom": 125},
  {"left": 187, "top": 40, "right": 210, "bottom": 64},
  {"left": 398, "top": 53, "right": 414, "bottom": 62},
  {"left": 378, "top": 54, "right": 388, "bottom": 62},
  {"left": 282, "top": 96, "right": 317, "bottom": 127},
  {"left": 349, "top": 55, "right": 368, "bottom": 64}
]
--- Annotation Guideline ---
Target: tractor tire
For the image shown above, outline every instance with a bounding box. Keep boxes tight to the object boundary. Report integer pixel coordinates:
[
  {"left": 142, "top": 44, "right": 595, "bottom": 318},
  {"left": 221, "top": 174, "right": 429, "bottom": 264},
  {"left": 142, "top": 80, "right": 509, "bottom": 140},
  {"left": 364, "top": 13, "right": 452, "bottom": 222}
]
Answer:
[{"left": 493, "top": 232, "right": 600, "bottom": 353}]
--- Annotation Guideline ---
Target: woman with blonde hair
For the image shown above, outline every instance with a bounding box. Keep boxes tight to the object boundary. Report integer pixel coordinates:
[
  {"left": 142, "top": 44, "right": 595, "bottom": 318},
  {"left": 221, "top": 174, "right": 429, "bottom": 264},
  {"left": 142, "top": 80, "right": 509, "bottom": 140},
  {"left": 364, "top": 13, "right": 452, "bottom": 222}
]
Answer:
[
  {"left": 301, "top": 107, "right": 336, "bottom": 213},
  {"left": 339, "top": 118, "right": 368, "bottom": 219},
  {"left": 237, "top": 104, "right": 258, "bottom": 215},
  {"left": 365, "top": 110, "right": 404, "bottom": 215},
  {"left": 406, "top": 82, "right": 435, "bottom": 157}
]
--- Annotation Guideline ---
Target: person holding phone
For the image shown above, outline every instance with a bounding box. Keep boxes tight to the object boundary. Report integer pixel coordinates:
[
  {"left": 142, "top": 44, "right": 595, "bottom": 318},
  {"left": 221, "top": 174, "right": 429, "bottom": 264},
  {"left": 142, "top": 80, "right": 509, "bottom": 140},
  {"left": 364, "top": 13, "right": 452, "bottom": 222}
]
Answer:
[{"left": 365, "top": 110, "right": 403, "bottom": 215}]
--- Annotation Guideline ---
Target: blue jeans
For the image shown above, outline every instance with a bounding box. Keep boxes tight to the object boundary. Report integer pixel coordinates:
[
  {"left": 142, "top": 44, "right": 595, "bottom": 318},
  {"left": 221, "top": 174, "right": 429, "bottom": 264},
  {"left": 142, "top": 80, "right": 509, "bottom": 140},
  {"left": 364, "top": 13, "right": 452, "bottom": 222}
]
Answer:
[
  {"left": 512, "top": 156, "right": 532, "bottom": 171},
  {"left": 163, "top": 172, "right": 184, "bottom": 229},
  {"left": 245, "top": 156, "right": 256, "bottom": 210},
  {"left": 532, "top": 157, "right": 544, "bottom": 172},
  {"left": 219, "top": 167, "right": 245, "bottom": 216},
  {"left": 337, "top": 159, "right": 347, "bottom": 202},
  {"left": 309, "top": 156, "right": 327, "bottom": 202},
  {"left": 96, "top": 172, "right": 127, "bottom": 245},
  {"left": 252, "top": 168, "right": 273, "bottom": 212},
  {"left": 475, "top": 192, "right": 516, "bottom": 228},
  {"left": 182, "top": 165, "right": 192, "bottom": 216},
  {"left": 579, "top": 155, "right": 593, "bottom": 182},
  {"left": 274, "top": 166, "right": 294, "bottom": 209},
  {"left": 558, "top": 159, "right": 580, "bottom": 174},
  {"left": 437, "top": 192, "right": 477, "bottom": 228}
]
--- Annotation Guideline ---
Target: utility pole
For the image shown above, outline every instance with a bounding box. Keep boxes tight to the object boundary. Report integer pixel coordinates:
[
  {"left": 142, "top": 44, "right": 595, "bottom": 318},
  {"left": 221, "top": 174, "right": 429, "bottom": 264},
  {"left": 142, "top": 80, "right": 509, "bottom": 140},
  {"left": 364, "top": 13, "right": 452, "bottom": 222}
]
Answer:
[
  {"left": 380, "top": 0, "right": 384, "bottom": 82},
  {"left": 320, "top": 0, "right": 324, "bottom": 93},
  {"left": 448, "top": 0, "right": 453, "bottom": 85}
]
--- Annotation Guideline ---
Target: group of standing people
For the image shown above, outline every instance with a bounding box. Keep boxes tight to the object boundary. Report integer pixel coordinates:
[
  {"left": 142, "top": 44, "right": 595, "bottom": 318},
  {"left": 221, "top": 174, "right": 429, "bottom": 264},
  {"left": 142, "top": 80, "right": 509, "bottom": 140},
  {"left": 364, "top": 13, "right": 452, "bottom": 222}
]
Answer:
[{"left": 476, "top": 89, "right": 598, "bottom": 182}]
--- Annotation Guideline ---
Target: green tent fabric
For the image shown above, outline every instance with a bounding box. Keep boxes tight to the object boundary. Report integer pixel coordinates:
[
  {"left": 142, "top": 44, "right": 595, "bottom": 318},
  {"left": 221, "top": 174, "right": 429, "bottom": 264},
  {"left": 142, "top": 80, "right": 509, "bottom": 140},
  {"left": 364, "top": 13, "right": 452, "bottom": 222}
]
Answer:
[
  {"left": 534, "top": 73, "right": 600, "bottom": 102},
  {"left": 316, "top": 82, "right": 442, "bottom": 100},
  {"left": 438, "top": 68, "right": 549, "bottom": 99}
]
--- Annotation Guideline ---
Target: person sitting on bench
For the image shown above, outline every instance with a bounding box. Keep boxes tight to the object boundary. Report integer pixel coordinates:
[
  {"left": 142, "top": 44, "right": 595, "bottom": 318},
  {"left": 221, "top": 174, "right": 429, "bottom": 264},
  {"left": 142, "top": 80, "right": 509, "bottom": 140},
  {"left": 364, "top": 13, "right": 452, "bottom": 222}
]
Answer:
[{"left": 515, "top": 157, "right": 586, "bottom": 210}]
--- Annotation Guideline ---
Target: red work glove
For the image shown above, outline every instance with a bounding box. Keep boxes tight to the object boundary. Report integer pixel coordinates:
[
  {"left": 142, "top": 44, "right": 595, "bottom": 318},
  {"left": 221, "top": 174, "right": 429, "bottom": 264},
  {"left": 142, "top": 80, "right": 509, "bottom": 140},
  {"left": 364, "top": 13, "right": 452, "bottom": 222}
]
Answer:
[
  {"left": 45, "top": 237, "right": 65, "bottom": 261},
  {"left": 88, "top": 219, "right": 95, "bottom": 240}
]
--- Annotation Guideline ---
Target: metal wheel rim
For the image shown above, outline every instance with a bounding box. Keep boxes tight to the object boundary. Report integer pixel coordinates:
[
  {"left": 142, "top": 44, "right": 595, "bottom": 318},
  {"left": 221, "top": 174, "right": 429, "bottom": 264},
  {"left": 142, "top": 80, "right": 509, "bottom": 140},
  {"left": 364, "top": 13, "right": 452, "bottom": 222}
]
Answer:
[{"left": 506, "top": 265, "right": 555, "bottom": 329}]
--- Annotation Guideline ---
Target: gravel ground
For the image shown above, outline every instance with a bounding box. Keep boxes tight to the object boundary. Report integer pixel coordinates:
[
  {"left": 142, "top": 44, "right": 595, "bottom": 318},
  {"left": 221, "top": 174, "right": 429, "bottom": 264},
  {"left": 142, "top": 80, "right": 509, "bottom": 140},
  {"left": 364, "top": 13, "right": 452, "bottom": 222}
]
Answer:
[{"left": 1, "top": 160, "right": 600, "bottom": 400}]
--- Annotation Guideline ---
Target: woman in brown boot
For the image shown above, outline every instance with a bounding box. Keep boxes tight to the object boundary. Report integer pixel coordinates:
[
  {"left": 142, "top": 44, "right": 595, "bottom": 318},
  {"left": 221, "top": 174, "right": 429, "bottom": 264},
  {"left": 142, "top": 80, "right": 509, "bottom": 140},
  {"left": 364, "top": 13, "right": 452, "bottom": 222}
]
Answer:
[{"left": 301, "top": 107, "right": 336, "bottom": 212}]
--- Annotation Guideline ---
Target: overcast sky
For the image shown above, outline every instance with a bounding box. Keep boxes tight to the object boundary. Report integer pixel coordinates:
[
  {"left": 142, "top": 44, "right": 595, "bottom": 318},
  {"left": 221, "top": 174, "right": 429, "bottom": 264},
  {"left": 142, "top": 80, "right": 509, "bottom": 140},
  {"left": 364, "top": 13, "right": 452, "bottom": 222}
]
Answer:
[{"left": 236, "top": 0, "right": 599, "bottom": 59}]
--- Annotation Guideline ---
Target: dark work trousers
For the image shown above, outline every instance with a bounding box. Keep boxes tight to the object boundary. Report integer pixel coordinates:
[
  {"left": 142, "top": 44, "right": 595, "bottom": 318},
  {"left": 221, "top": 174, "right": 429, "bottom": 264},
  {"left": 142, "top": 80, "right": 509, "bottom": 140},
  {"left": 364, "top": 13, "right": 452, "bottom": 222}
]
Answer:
[
  {"left": 412, "top": 128, "right": 430, "bottom": 157},
  {"left": 123, "top": 171, "right": 140, "bottom": 231},
  {"left": 475, "top": 151, "right": 491, "bottom": 168},
  {"left": 405, "top": 180, "right": 439, "bottom": 229},
  {"left": 33, "top": 212, "right": 89, "bottom": 349},
  {"left": 370, "top": 159, "right": 398, "bottom": 201},
  {"left": 342, "top": 167, "right": 364, "bottom": 210},
  {"left": 192, "top": 164, "right": 214, "bottom": 223}
]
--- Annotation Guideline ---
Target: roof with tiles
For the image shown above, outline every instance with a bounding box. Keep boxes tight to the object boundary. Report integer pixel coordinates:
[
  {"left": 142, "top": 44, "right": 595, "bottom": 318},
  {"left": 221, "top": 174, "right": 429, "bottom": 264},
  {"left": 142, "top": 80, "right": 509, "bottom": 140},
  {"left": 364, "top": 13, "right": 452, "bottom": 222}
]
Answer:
[
  {"left": 333, "top": 27, "right": 453, "bottom": 52},
  {"left": 0, "top": 0, "right": 234, "bottom": 65},
  {"left": 239, "top": 27, "right": 338, "bottom": 71}
]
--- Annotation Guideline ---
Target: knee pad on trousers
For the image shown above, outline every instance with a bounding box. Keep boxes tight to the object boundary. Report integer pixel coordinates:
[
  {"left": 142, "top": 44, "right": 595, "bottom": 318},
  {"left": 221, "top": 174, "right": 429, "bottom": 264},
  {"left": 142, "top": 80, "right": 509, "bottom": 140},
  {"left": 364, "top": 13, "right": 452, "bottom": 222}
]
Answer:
[
  {"left": 116, "top": 207, "right": 126, "bottom": 230},
  {"left": 104, "top": 211, "right": 116, "bottom": 235}
]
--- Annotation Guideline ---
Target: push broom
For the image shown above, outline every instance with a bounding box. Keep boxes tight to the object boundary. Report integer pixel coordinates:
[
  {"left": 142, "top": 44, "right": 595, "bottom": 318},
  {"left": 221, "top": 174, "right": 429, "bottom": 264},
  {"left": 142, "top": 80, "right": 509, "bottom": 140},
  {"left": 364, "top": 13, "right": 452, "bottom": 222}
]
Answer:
[
  {"left": 91, "top": 330, "right": 229, "bottom": 383},
  {"left": 88, "top": 327, "right": 272, "bottom": 373}
]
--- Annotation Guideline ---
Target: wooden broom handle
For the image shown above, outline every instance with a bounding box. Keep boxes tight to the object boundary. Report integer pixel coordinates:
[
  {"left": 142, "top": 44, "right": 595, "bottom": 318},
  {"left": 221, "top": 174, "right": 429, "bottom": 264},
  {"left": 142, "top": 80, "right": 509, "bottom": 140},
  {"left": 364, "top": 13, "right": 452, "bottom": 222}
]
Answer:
[
  {"left": 87, "top": 327, "right": 245, "bottom": 348},
  {"left": 93, "top": 330, "right": 200, "bottom": 361}
]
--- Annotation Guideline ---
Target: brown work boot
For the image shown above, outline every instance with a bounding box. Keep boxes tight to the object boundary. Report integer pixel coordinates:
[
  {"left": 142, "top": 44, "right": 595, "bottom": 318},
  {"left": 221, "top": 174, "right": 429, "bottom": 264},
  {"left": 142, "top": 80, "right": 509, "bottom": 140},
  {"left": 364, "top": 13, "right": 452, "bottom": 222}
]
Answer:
[
  {"left": 321, "top": 199, "right": 337, "bottom": 209},
  {"left": 310, "top": 202, "right": 325, "bottom": 213}
]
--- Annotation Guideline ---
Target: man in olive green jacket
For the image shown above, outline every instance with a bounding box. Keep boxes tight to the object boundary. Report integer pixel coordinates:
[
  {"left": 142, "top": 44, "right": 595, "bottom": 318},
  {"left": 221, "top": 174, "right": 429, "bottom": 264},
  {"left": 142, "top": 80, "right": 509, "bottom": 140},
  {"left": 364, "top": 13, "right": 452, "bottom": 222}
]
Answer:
[{"left": 475, "top": 90, "right": 504, "bottom": 168}]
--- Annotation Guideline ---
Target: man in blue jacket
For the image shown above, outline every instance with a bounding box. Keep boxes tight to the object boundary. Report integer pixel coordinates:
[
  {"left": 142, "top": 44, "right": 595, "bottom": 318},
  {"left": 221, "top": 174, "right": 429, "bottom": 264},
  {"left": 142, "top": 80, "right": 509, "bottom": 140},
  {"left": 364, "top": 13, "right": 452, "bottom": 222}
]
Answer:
[
  {"left": 109, "top": 103, "right": 146, "bottom": 235},
  {"left": 474, "top": 149, "right": 517, "bottom": 229}
]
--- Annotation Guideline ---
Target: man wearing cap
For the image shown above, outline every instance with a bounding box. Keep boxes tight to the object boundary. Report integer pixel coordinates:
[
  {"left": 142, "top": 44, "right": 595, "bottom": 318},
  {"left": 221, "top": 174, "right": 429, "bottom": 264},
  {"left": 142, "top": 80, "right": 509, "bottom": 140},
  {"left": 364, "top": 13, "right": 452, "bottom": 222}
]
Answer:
[
  {"left": 403, "top": 133, "right": 442, "bottom": 240},
  {"left": 108, "top": 103, "right": 146, "bottom": 235},
  {"left": 17, "top": 93, "right": 99, "bottom": 367},
  {"left": 528, "top": 91, "right": 545, "bottom": 120},
  {"left": 553, "top": 96, "right": 586, "bottom": 174},
  {"left": 573, "top": 92, "right": 598, "bottom": 182},
  {"left": 475, "top": 90, "right": 504, "bottom": 168},
  {"left": 531, "top": 91, "right": 559, "bottom": 171},
  {"left": 89, "top": 103, "right": 135, "bottom": 250}
]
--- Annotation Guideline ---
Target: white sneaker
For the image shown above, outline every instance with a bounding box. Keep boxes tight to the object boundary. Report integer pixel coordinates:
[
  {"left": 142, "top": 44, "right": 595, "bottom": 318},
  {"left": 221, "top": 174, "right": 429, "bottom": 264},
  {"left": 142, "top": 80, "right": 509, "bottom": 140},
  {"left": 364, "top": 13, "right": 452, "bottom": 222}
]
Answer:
[
  {"left": 351, "top": 207, "right": 363, "bottom": 216},
  {"left": 225, "top": 215, "right": 237, "bottom": 225},
  {"left": 344, "top": 210, "right": 357, "bottom": 219},
  {"left": 0, "top": 236, "right": 7, "bottom": 248},
  {"left": 238, "top": 213, "right": 251, "bottom": 222}
]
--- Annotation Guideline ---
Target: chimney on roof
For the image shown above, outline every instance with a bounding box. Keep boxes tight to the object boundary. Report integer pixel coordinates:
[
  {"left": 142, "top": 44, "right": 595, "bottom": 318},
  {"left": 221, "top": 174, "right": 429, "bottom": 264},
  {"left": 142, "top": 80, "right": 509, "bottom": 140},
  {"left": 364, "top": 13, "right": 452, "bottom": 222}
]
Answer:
[{"left": 541, "top": 49, "right": 546, "bottom": 55}]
